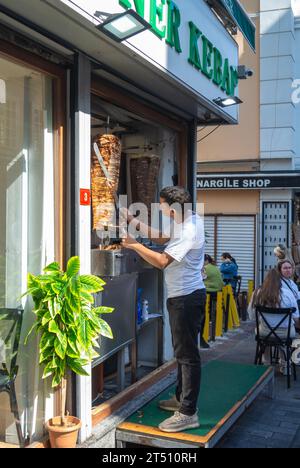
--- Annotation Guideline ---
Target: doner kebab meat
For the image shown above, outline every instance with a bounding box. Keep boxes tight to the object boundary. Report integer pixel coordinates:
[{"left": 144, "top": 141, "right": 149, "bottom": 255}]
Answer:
[
  {"left": 91, "top": 134, "right": 121, "bottom": 230},
  {"left": 130, "top": 156, "right": 160, "bottom": 223}
]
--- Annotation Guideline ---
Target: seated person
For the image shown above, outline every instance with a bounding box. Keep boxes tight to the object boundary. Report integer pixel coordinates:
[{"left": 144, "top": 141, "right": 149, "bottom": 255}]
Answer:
[
  {"left": 203, "top": 254, "right": 224, "bottom": 293},
  {"left": 248, "top": 268, "right": 299, "bottom": 339},
  {"left": 278, "top": 259, "right": 300, "bottom": 331},
  {"left": 220, "top": 253, "right": 238, "bottom": 291}
]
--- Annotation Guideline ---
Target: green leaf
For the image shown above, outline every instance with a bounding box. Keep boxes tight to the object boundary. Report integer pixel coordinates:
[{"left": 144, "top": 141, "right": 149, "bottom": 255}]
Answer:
[
  {"left": 42, "top": 361, "right": 55, "bottom": 380},
  {"left": 82, "top": 307, "right": 101, "bottom": 326},
  {"left": 51, "top": 354, "right": 60, "bottom": 369},
  {"left": 54, "top": 298, "right": 61, "bottom": 317},
  {"left": 66, "top": 256, "right": 80, "bottom": 278},
  {"left": 41, "top": 311, "right": 52, "bottom": 327},
  {"left": 40, "top": 333, "right": 55, "bottom": 351},
  {"left": 98, "top": 318, "right": 113, "bottom": 339},
  {"left": 67, "top": 358, "right": 89, "bottom": 377},
  {"left": 24, "top": 322, "right": 38, "bottom": 345},
  {"left": 79, "top": 275, "right": 106, "bottom": 293},
  {"left": 68, "top": 330, "right": 79, "bottom": 353},
  {"left": 51, "top": 283, "right": 62, "bottom": 295},
  {"left": 93, "top": 306, "right": 114, "bottom": 315},
  {"left": 80, "top": 291, "right": 94, "bottom": 304},
  {"left": 70, "top": 277, "right": 80, "bottom": 296},
  {"left": 48, "top": 320, "right": 60, "bottom": 335},
  {"left": 52, "top": 370, "right": 62, "bottom": 388},
  {"left": 43, "top": 262, "right": 61, "bottom": 272},
  {"left": 66, "top": 345, "right": 80, "bottom": 359},
  {"left": 78, "top": 316, "right": 89, "bottom": 348},
  {"left": 66, "top": 290, "right": 81, "bottom": 313},
  {"left": 48, "top": 300, "right": 56, "bottom": 319},
  {"left": 54, "top": 336, "right": 67, "bottom": 360},
  {"left": 39, "top": 347, "right": 53, "bottom": 364}
]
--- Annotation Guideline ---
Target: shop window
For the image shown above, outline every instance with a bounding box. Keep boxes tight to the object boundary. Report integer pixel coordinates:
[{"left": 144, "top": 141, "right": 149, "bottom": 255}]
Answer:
[{"left": 0, "top": 56, "right": 55, "bottom": 446}]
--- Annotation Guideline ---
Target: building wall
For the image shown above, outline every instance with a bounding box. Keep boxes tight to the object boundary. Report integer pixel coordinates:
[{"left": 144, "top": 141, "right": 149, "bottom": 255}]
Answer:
[
  {"left": 197, "top": 0, "right": 260, "bottom": 165},
  {"left": 197, "top": 0, "right": 300, "bottom": 286},
  {"left": 260, "top": 0, "right": 296, "bottom": 169},
  {"left": 198, "top": 190, "right": 260, "bottom": 215},
  {"left": 294, "top": 16, "right": 300, "bottom": 170}
]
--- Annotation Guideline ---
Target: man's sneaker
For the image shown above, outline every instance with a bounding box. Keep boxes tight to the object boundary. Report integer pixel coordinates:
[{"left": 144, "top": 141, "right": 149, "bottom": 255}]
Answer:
[
  {"left": 158, "top": 395, "right": 181, "bottom": 412},
  {"left": 158, "top": 411, "right": 200, "bottom": 433}
]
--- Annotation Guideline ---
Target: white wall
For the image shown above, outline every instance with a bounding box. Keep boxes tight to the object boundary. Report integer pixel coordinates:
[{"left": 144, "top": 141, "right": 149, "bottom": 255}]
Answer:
[{"left": 294, "top": 18, "right": 300, "bottom": 170}]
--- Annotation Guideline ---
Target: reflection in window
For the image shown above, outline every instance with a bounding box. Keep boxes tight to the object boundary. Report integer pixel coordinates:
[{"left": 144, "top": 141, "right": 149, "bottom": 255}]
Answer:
[{"left": 0, "top": 57, "right": 55, "bottom": 446}]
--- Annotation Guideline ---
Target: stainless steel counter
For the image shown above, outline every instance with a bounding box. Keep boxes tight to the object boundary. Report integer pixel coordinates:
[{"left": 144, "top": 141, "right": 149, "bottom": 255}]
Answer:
[
  {"left": 92, "top": 273, "right": 138, "bottom": 367},
  {"left": 91, "top": 248, "right": 153, "bottom": 277}
]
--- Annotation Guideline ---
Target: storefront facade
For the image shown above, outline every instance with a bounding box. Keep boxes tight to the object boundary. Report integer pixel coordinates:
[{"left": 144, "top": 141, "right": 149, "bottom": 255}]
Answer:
[{"left": 0, "top": 0, "right": 248, "bottom": 446}]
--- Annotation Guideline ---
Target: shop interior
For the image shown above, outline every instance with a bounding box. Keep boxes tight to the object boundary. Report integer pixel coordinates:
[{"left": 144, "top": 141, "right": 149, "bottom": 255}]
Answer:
[{"left": 90, "top": 95, "right": 178, "bottom": 406}]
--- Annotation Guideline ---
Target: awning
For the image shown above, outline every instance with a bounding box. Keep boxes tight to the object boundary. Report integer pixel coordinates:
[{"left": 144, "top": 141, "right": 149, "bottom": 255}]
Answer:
[{"left": 208, "top": 0, "right": 256, "bottom": 52}]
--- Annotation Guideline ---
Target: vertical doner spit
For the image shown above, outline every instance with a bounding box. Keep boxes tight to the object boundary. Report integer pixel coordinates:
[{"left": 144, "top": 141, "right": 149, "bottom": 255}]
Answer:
[{"left": 91, "top": 134, "right": 121, "bottom": 233}]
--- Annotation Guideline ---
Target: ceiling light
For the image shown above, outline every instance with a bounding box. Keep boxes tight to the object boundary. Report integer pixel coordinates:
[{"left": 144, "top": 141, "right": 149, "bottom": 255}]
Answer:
[{"left": 213, "top": 96, "right": 243, "bottom": 107}]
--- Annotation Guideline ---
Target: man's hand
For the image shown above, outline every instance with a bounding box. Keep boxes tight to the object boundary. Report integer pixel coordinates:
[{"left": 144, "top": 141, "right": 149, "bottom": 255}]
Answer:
[
  {"left": 121, "top": 235, "right": 140, "bottom": 250},
  {"left": 121, "top": 236, "right": 174, "bottom": 269},
  {"left": 119, "top": 207, "right": 134, "bottom": 223}
]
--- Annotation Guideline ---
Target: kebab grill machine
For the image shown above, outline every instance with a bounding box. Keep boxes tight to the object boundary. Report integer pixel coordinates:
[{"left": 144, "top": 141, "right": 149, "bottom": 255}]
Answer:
[
  {"left": 91, "top": 132, "right": 161, "bottom": 277},
  {"left": 90, "top": 131, "right": 161, "bottom": 366}
]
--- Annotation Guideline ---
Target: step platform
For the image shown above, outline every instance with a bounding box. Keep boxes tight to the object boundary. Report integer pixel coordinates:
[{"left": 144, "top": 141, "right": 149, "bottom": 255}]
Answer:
[{"left": 116, "top": 361, "right": 274, "bottom": 449}]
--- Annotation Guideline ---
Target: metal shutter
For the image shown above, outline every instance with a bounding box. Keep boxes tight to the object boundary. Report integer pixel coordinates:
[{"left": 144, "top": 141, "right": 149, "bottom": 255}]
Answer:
[
  {"left": 216, "top": 216, "right": 255, "bottom": 290},
  {"left": 204, "top": 216, "right": 215, "bottom": 259}
]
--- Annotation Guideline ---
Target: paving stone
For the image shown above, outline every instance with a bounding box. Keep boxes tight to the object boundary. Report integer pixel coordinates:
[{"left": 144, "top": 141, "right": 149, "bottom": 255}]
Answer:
[
  {"left": 86, "top": 321, "right": 300, "bottom": 449},
  {"left": 279, "top": 421, "right": 300, "bottom": 430}
]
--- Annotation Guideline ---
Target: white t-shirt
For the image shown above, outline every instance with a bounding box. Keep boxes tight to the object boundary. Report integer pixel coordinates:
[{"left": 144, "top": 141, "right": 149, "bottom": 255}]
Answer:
[
  {"left": 281, "top": 278, "right": 300, "bottom": 312},
  {"left": 164, "top": 212, "right": 205, "bottom": 299}
]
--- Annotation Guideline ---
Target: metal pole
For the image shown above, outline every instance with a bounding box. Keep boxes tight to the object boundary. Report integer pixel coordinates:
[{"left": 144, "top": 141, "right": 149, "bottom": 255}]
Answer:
[{"left": 72, "top": 52, "right": 92, "bottom": 443}]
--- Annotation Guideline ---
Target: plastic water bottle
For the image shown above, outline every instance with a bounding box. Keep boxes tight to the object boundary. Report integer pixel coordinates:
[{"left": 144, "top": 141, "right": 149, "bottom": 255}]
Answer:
[{"left": 142, "top": 299, "right": 149, "bottom": 322}]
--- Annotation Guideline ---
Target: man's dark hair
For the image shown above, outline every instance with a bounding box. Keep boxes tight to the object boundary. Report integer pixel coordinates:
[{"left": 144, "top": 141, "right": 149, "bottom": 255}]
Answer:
[{"left": 160, "top": 186, "right": 192, "bottom": 207}]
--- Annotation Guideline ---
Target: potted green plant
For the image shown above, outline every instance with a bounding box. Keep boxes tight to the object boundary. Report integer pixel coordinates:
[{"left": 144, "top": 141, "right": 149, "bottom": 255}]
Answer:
[{"left": 24, "top": 256, "right": 113, "bottom": 448}]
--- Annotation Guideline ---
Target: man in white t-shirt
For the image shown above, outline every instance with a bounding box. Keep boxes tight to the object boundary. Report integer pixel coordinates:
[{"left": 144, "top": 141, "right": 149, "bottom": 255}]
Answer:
[{"left": 122, "top": 186, "right": 206, "bottom": 433}]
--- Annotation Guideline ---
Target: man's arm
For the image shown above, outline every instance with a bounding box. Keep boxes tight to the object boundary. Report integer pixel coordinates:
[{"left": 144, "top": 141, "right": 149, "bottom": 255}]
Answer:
[
  {"left": 121, "top": 236, "right": 174, "bottom": 269},
  {"left": 121, "top": 209, "right": 170, "bottom": 245}
]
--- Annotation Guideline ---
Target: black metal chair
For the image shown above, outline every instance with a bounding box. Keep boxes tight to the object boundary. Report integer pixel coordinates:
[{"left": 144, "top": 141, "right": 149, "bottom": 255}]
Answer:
[
  {"left": 0, "top": 308, "right": 25, "bottom": 447},
  {"left": 254, "top": 306, "right": 297, "bottom": 389}
]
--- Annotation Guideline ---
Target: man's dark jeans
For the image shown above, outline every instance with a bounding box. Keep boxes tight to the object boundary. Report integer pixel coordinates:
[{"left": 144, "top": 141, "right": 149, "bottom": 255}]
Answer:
[{"left": 167, "top": 289, "right": 206, "bottom": 416}]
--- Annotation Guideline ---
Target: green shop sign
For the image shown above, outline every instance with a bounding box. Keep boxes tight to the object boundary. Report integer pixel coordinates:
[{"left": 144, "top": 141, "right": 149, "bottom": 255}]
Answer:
[
  {"left": 119, "top": 0, "right": 238, "bottom": 96},
  {"left": 218, "top": 0, "right": 256, "bottom": 52}
]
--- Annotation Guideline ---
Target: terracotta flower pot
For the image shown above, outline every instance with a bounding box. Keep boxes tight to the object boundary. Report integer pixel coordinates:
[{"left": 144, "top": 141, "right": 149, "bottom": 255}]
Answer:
[{"left": 46, "top": 416, "right": 81, "bottom": 448}]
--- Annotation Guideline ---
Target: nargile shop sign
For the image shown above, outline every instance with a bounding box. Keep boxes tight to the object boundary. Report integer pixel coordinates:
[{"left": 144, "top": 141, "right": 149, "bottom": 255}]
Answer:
[{"left": 119, "top": 0, "right": 238, "bottom": 96}]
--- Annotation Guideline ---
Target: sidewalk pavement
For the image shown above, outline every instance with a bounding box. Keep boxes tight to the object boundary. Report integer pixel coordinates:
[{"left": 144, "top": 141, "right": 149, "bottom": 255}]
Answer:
[
  {"left": 210, "top": 322, "right": 300, "bottom": 449},
  {"left": 82, "top": 321, "right": 300, "bottom": 448}
]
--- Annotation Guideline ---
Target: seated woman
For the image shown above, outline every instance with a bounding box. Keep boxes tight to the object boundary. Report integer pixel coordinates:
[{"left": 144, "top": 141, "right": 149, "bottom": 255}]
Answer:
[
  {"left": 204, "top": 254, "right": 224, "bottom": 293},
  {"left": 220, "top": 253, "right": 238, "bottom": 291},
  {"left": 278, "top": 260, "right": 300, "bottom": 331},
  {"left": 248, "top": 268, "right": 299, "bottom": 339}
]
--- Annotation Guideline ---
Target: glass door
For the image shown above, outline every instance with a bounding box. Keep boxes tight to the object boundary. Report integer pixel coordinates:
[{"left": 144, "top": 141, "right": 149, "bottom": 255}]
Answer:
[{"left": 0, "top": 54, "right": 57, "bottom": 445}]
